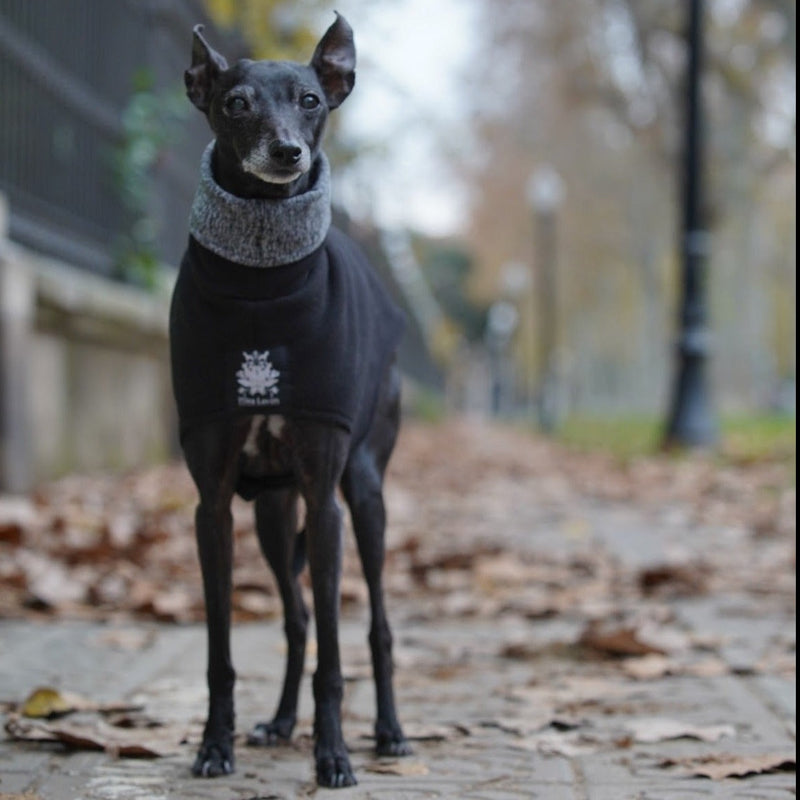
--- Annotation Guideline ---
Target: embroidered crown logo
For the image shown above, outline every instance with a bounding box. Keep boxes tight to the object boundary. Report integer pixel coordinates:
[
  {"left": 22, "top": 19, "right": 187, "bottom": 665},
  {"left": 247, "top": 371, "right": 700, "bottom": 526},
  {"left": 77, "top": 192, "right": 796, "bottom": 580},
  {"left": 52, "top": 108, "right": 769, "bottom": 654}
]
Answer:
[{"left": 236, "top": 350, "right": 280, "bottom": 406}]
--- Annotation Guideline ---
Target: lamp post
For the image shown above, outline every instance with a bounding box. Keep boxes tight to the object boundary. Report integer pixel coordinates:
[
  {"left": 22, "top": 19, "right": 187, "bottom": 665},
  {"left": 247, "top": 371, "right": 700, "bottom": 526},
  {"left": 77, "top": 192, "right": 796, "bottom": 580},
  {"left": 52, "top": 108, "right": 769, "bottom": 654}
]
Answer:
[
  {"left": 486, "top": 299, "right": 519, "bottom": 416},
  {"left": 526, "top": 165, "right": 565, "bottom": 433},
  {"left": 664, "top": 0, "right": 718, "bottom": 448}
]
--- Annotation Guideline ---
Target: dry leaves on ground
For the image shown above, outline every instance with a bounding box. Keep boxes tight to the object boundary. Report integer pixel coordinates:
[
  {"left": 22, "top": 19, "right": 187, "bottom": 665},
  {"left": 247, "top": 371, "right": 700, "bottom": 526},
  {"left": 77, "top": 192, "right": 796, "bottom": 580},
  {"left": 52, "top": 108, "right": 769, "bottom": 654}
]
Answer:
[
  {"left": 364, "top": 760, "right": 430, "bottom": 777},
  {"left": 15, "top": 686, "right": 142, "bottom": 719},
  {"left": 3, "top": 685, "right": 180, "bottom": 759},
  {"left": 0, "top": 420, "right": 793, "bottom": 625},
  {"left": 660, "top": 752, "right": 796, "bottom": 780},
  {"left": 625, "top": 718, "right": 736, "bottom": 744},
  {"left": 4, "top": 714, "right": 182, "bottom": 758}
]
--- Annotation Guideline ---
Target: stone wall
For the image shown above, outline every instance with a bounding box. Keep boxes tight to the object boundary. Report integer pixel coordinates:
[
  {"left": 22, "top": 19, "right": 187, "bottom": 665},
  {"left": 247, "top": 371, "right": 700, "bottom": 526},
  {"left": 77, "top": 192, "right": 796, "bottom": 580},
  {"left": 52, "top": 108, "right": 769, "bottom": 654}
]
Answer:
[{"left": 0, "top": 195, "right": 176, "bottom": 492}]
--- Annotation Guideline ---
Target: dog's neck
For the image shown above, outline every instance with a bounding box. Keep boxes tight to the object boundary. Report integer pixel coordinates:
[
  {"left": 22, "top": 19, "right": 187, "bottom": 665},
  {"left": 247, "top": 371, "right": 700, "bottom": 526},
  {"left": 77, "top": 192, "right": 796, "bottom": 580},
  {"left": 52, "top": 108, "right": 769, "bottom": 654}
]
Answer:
[{"left": 189, "top": 141, "right": 331, "bottom": 267}]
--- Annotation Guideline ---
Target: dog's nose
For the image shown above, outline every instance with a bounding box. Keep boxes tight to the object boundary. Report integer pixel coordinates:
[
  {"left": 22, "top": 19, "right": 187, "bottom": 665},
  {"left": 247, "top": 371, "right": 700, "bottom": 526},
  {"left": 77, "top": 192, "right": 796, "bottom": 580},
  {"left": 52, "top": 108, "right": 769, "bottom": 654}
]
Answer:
[{"left": 269, "top": 140, "right": 303, "bottom": 166}]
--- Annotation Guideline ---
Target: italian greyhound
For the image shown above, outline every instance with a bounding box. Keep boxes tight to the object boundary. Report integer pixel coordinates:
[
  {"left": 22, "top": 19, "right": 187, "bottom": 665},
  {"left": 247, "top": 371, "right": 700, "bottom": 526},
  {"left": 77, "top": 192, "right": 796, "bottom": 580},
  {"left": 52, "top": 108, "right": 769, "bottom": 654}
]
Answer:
[{"left": 173, "top": 13, "right": 409, "bottom": 788}]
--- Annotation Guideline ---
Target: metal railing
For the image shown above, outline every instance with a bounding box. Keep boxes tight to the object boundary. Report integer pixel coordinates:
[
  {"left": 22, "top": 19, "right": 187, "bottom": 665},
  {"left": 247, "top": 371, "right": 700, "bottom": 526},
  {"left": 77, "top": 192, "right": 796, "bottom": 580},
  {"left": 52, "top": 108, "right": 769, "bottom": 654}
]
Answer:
[{"left": 0, "top": 0, "right": 243, "bottom": 277}]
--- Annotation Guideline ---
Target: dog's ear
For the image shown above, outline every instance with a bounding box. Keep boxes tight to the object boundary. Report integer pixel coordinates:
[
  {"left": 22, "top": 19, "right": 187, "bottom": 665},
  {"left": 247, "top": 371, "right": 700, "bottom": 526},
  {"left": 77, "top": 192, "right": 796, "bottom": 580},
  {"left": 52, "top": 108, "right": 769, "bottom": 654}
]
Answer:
[
  {"left": 310, "top": 12, "right": 356, "bottom": 109},
  {"left": 185, "top": 25, "right": 228, "bottom": 113}
]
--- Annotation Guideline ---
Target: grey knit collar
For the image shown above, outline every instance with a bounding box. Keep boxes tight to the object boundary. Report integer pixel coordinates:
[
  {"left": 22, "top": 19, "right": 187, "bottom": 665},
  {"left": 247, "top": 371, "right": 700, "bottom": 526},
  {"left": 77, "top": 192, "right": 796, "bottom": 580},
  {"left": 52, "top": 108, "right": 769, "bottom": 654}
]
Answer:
[{"left": 189, "top": 141, "right": 331, "bottom": 267}]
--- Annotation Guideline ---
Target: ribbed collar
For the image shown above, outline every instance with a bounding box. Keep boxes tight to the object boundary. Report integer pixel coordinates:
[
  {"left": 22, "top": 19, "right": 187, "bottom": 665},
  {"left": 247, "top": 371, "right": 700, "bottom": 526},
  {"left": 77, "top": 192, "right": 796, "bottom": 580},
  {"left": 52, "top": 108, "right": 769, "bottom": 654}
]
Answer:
[{"left": 188, "top": 141, "right": 331, "bottom": 267}]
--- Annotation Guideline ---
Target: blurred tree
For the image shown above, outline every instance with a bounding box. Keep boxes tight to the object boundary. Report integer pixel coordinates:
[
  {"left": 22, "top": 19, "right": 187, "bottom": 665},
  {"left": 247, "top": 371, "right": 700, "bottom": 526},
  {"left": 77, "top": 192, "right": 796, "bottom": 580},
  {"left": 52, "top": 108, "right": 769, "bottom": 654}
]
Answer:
[
  {"left": 204, "top": 0, "right": 321, "bottom": 60},
  {"left": 417, "top": 241, "right": 488, "bottom": 343},
  {"left": 458, "top": 0, "right": 795, "bottom": 415}
]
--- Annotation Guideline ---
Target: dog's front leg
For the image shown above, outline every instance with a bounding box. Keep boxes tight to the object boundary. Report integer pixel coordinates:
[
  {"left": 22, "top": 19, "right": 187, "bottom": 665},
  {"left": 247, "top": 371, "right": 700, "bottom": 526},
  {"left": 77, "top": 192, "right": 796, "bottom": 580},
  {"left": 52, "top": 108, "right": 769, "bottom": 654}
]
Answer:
[
  {"left": 183, "top": 422, "right": 246, "bottom": 777},
  {"left": 295, "top": 423, "right": 356, "bottom": 788}
]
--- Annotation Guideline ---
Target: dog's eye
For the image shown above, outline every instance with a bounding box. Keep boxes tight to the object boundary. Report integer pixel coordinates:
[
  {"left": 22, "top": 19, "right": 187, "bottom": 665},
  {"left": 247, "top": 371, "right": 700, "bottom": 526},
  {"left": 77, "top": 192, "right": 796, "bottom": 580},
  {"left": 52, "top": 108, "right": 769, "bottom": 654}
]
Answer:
[
  {"left": 225, "top": 96, "right": 248, "bottom": 114},
  {"left": 300, "top": 93, "right": 321, "bottom": 110}
]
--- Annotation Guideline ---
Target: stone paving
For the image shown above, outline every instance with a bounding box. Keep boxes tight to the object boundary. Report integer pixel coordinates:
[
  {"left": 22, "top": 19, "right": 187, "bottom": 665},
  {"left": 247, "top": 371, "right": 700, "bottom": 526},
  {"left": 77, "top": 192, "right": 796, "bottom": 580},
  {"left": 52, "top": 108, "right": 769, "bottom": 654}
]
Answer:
[{"left": 0, "top": 455, "right": 796, "bottom": 799}]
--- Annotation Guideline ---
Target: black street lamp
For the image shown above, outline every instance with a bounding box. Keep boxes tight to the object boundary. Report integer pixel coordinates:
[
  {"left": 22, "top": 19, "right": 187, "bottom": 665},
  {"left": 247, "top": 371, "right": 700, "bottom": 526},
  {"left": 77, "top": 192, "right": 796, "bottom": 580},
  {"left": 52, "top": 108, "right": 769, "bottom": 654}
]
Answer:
[{"left": 664, "top": 0, "right": 718, "bottom": 448}]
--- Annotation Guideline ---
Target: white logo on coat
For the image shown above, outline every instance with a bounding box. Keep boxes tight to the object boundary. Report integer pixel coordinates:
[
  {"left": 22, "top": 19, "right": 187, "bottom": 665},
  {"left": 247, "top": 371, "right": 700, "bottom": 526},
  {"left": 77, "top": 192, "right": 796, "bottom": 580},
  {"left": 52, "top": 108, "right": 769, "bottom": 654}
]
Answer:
[{"left": 236, "top": 350, "right": 280, "bottom": 406}]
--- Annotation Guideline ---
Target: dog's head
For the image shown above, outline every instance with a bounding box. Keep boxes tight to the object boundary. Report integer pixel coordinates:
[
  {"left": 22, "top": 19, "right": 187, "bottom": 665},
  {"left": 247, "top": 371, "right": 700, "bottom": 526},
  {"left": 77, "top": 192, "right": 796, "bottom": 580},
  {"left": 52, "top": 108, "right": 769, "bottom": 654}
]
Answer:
[{"left": 185, "top": 14, "right": 355, "bottom": 186}]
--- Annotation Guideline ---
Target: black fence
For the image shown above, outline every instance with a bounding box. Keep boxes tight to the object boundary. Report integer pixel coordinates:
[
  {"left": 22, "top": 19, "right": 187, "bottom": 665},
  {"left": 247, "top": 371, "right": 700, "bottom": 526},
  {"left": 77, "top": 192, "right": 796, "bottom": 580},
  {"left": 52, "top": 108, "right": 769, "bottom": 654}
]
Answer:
[{"left": 0, "top": 0, "right": 244, "bottom": 276}]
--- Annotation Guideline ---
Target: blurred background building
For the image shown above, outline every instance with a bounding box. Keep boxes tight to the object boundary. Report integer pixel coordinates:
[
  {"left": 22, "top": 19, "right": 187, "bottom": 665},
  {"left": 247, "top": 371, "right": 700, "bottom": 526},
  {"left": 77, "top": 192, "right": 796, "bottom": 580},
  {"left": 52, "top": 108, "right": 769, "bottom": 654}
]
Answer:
[{"left": 0, "top": 0, "right": 795, "bottom": 490}]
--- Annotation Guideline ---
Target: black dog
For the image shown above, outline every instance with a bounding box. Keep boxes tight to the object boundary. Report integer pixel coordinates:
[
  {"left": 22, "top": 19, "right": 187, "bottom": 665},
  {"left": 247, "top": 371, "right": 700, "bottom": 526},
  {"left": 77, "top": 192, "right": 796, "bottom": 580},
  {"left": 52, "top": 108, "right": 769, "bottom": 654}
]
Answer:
[{"left": 170, "top": 13, "right": 410, "bottom": 788}]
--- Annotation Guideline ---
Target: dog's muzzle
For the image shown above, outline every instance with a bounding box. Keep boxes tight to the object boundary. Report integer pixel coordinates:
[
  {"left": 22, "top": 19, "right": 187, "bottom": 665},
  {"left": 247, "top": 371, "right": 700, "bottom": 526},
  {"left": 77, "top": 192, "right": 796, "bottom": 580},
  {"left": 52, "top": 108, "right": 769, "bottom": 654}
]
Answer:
[{"left": 242, "top": 139, "right": 311, "bottom": 184}]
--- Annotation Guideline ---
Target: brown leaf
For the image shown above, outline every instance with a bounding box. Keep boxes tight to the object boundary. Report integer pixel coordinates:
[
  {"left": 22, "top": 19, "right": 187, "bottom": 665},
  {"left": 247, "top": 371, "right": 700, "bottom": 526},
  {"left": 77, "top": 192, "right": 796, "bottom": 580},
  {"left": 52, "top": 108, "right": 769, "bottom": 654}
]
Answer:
[
  {"left": 17, "top": 552, "right": 88, "bottom": 609},
  {"left": 638, "top": 563, "right": 709, "bottom": 598},
  {"left": 661, "top": 752, "right": 796, "bottom": 780},
  {"left": 683, "top": 657, "right": 729, "bottom": 677},
  {"left": 109, "top": 511, "right": 143, "bottom": 548},
  {"left": 626, "top": 718, "right": 735, "bottom": 744},
  {"left": 508, "top": 729, "right": 601, "bottom": 756},
  {"left": 579, "top": 623, "right": 666, "bottom": 658},
  {"left": 104, "top": 711, "right": 165, "bottom": 729},
  {"left": 401, "top": 722, "right": 464, "bottom": 741},
  {"left": 4, "top": 714, "right": 180, "bottom": 757},
  {"left": 0, "top": 497, "right": 40, "bottom": 544},
  {"left": 148, "top": 589, "right": 197, "bottom": 623},
  {"left": 364, "top": 760, "right": 430, "bottom": 776},
  {"left": 340, "top": 575, "right": 368, "bottom": 607},
  {"left": 233, "top": 590, "right": 279, "bottom": 620},
  {"left": 621, "top": 654, "right": 674, "bottom": 680},
  {"left": 474, "top": 553, "right": 536, "bottom": 589},
  {"left": 499, "top": 640, "right": 542, "bottom": 661}
]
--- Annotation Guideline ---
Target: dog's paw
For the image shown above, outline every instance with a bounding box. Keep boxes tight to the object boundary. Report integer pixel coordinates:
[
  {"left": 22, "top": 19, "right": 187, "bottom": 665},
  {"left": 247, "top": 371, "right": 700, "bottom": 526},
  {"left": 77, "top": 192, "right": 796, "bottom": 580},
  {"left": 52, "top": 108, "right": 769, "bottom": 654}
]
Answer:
[
  {"left": 247, "top": 717, "right": 295, "bottom": 746},
  {"left": 376, "top": 736, "right": 413, "bottom": 757},
  {"left": 375, "top": 722, "right": 413, "bottom": 757},
  {"left": 191, "top": 741, "right": 235, "bottom": 778},
  {"left": 316, "top": 751, "right": 357, "bottom": 788}
]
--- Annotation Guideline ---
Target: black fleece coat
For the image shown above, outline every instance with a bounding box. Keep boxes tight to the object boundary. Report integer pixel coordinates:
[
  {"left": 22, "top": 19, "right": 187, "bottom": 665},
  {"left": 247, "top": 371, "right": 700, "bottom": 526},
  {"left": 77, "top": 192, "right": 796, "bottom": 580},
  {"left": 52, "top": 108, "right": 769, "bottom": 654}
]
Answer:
[{"left": 169, "top": 226, "right": 404, "bottom": 448}]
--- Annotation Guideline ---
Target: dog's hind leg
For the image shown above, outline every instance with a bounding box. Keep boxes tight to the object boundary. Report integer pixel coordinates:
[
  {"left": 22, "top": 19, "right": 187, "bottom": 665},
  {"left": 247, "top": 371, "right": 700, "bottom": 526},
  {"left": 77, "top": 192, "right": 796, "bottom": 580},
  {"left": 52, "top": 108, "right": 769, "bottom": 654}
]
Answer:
[
  {"left": 341, "top": 363, "right": 411, "bottom": 757},
  {"left": 248, "top": 487, "right": 308, "bottom": 746},
  {"left": 183, "top": 420, "right": 248, "bottom": 777}
]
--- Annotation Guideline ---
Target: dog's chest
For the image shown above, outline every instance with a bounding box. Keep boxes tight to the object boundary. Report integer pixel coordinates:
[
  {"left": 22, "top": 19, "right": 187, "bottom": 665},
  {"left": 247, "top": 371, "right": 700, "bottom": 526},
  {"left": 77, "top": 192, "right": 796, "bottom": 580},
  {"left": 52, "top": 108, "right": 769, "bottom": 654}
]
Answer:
[
  {"left": 239, "top": 414, "right": 293, "bottom": 476},
  {"left": 170, "top": 229, "right": 405, "bottom": 448}
]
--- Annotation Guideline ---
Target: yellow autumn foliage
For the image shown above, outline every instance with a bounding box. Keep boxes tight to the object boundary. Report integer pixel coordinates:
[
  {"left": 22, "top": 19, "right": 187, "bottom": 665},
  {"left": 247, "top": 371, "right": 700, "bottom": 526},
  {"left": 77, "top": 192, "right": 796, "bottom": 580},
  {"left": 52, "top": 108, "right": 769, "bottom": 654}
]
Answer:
[{"left": 203, "top": 0, "right": 323, "bottom": 60}]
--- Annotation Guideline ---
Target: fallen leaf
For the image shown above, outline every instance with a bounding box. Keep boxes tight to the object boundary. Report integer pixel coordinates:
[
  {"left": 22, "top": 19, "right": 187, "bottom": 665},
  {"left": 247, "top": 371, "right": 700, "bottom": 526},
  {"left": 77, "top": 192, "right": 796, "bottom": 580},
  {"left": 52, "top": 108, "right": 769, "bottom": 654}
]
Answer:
[
  {"left": 17, "top": 552, "right": 88, "bottom": 609},
  {"left": 621, "top": 654, "right": 730, "bottom": 680},
  {"left": 401, "top": 722, "right": 463, "bottom": 741},
  {"left": 4, "top": 714, "right": 180, "bottom": 757},
  {"left": 364, "top": 760, "right": 429, "bottom": 776},
  {"left": 683, "top": 657, "right": 729, "bottom": 678},
  {"left": 626, "top": 717, "right": 735, "bottom": 744},
  {"left": 498, "top": 640, "right": 542, "bottom": 660},
  {"left": 621, "top": 654, "right": 674, "bottom": 680},
  {"left": 509, "top": 729, "right": 601, "bottom": 756},
  {"left": 579, "top": 623, "right": 666, "bottom": 658},
  {"left": 18, "top": 687, "right": 143, "bottom": 719},
  {"left": 149, "top": 589, "right": 196, "bottom": 622},
  {"left": 638, "top": 563, "right": 708, "bottom": 597},
  {"left": 104, "top": 711, "right": 165, "bottom": 729},
  {"left": 22, "top": 687, "right": 78, "bottom": 718},
  {"left": 480, "top": 717, "right": 548, "bottom": 737},
  {"left": 233, "top": 590, "right": 279, "bottom": 619},
  {"left": 660, "top": 752, "right": 796, "bottom": 780},
  {"left": 474, "top": 553, "right": 536, "bottom": 589},
  {"left": 0, "top": 496, "right": 40, "bottom": 544},
  {"left": 339, "top": 575, "right": 368, "bottom": 607}
]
